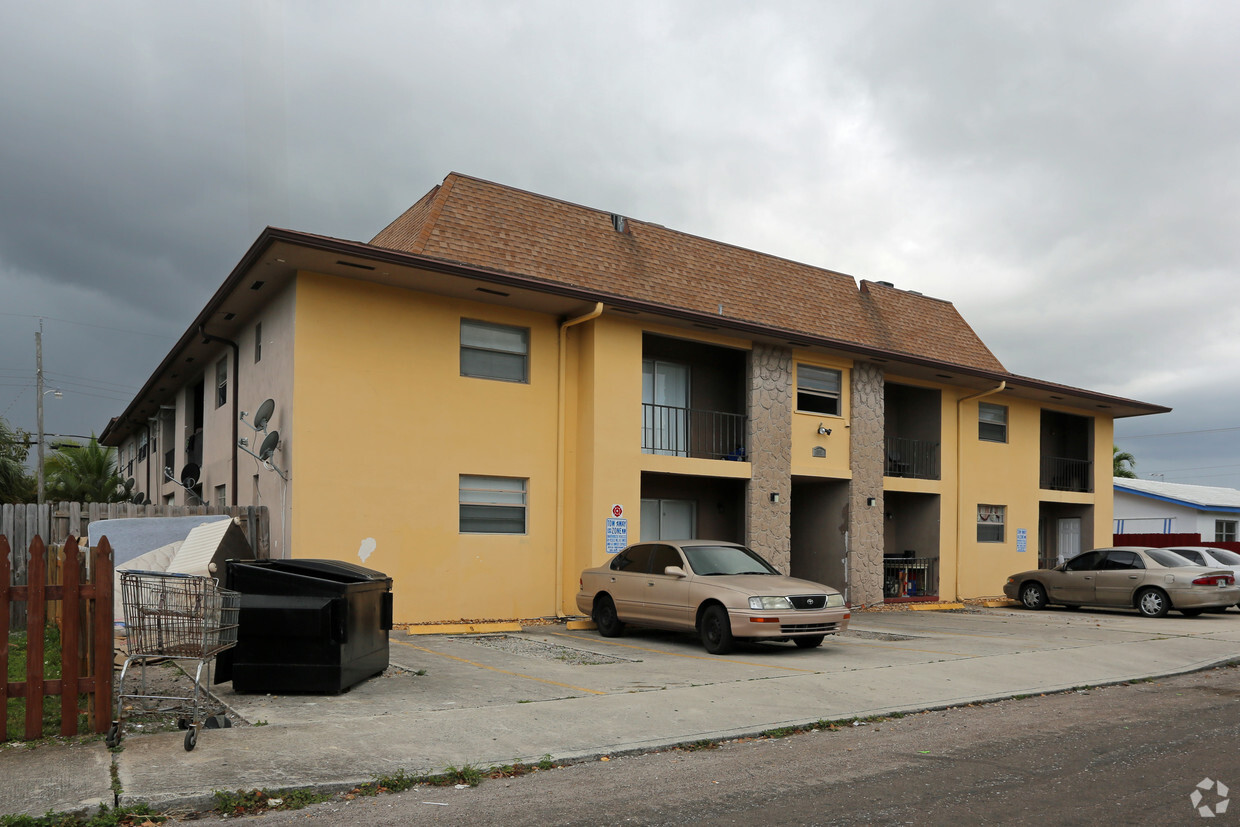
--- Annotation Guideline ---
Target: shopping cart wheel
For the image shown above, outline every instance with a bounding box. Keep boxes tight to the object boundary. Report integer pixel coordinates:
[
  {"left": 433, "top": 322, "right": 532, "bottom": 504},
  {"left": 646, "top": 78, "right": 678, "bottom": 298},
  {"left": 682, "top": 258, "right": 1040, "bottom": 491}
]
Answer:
[
  {"left": 184, "top": 727, "right": 197, "bottom": 752},
  {"left": 105, "top": 723, "right": 121, "bottom": 749},
  {"left": 177, "top": 717, "right": 190, "bottom": 730}
]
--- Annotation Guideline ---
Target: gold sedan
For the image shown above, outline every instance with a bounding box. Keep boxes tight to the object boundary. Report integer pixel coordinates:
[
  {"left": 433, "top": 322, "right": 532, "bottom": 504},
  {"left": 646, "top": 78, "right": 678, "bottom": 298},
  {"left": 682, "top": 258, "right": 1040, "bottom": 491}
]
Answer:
[{"left": 577, "top": 540, "right": 850, "bottom": 654}]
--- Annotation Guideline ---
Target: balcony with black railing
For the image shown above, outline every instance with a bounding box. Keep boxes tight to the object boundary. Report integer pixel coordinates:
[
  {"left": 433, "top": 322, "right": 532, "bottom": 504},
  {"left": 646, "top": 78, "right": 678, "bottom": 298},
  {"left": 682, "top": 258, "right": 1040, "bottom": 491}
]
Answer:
[
  {"left": 884, "top": 437, "right": 940, "bottom": 480},
  {"left": 641, "top": 403, "right": 748, "bottom": 461},
  {"left": 1041, "top": 456, "right": 1093, "bottom": 492}
]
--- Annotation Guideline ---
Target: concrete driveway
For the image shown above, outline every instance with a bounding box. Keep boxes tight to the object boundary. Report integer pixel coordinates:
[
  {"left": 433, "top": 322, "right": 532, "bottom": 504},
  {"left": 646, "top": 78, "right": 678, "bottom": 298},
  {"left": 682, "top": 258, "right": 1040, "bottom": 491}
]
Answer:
[{"left": 3, "top": 605, "right": 1237, "bottom": 817}]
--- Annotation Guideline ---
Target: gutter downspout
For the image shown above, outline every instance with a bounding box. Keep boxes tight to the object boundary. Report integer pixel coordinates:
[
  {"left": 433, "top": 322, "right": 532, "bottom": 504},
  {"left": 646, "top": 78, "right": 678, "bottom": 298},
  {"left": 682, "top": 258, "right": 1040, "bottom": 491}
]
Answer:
[
  {"left": 956, "top": 381, "right": 1006, "bottom": 601},
  {"left": 556, "top": 303, "right": 604, "bottom": 618},
  {"left": 200, "top": 326, "right": 240, "bottom": 506}
]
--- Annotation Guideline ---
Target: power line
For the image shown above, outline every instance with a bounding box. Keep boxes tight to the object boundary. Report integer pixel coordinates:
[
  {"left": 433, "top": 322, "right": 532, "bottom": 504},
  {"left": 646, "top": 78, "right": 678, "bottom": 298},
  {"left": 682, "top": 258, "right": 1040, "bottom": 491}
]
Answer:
[{"left": 0, "top": 312, "right": 176, "bottom": 341}]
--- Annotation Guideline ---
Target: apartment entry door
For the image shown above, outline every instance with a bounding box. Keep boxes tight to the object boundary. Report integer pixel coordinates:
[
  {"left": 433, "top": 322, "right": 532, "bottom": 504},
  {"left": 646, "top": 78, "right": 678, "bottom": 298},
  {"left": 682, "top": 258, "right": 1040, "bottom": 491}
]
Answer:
[
  {"left": 641, "top": 498, "right": 696, "bottom": 541},
  {"left": 1057, "top": 518, "right": 1081, "bottom": 566}
]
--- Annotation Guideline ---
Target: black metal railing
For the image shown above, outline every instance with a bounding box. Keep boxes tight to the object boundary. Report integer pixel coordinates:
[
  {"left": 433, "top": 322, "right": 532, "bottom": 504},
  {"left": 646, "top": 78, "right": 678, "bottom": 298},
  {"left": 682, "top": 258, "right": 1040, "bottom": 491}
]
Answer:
[
  {"left": 1041, "top": 456, "right": 1093, "bottom": 492},
  {"left": 641, "top": 403, "right": 748, "bottom": 460},
  {"left": 883, "top": 557, "right": 939, "bottom": 599},
  {"left": 884, "top": 437, "right": 940, "bottom": 480}
]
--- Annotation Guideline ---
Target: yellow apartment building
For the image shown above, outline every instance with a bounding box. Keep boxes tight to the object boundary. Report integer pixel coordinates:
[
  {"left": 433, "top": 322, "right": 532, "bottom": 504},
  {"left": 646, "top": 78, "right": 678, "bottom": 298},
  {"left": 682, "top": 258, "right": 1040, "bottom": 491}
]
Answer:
[{"left": 101, "top": 173, "right": 1168, "bottom": 623}]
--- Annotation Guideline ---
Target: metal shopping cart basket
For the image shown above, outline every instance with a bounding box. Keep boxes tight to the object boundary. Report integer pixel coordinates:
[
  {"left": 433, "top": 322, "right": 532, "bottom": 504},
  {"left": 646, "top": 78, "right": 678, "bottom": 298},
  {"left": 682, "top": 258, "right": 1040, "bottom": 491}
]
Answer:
[{"left": 107, "top": 571, "right": 240, "bottom": 751}]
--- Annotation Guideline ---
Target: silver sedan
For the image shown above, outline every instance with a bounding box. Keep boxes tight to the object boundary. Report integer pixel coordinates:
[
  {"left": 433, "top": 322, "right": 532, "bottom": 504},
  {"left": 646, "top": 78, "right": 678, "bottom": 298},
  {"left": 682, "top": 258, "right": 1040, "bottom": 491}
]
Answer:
[{"left": 1004, "top": 546, "right": 1240, "bottom": 617}]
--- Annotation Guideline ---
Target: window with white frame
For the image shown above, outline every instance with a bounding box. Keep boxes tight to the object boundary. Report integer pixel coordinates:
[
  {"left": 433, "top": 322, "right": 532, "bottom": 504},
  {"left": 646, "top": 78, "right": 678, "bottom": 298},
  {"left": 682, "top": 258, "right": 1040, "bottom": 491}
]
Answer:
[
  {"left": 1216, "top": 520, "right": 1237, "bottom": 543},
  {"left": 459, "top": 475, "right": 528, "bottom": 534},
  {"left": 216, "top": 357, "right": 228, "bottom": 408},
  {"left": 978, "top": 504, "right": 1005, "bottom": 542},
  {"left": 979, "top": 402, "right": 1007, "bottom": 442},
  {"left": 460, "top": 319, "right": 529, "bottom": 383},
  {"left": 215, "top": 484, "right": 226, "bottom": 508},
  {"left": 796, "top": 364, "right": 842, "bottom": 416}
]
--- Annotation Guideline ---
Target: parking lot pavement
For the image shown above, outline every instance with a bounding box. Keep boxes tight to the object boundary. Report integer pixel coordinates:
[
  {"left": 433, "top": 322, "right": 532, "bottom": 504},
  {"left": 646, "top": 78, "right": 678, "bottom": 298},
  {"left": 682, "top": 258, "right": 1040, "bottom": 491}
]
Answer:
[
  {"left": 9, "top": 606, "right": 1236, "bottom": 818},
  {"left": 212, "top": 605, "right": 1240, "bottom": 731}
]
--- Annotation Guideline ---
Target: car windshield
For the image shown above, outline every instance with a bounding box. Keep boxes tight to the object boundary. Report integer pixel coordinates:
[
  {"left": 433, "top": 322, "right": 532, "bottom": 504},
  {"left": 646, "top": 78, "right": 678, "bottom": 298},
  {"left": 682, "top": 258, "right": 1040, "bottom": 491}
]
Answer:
[
  {"left": 1146, "top": 549, "right": 1192, "bottom": 568},
  {"left": 682, "top": 545, "right": 779, "bottom": 576},
  {"left": 1207, "top": 548, "right": 1240, "bottom": 565}
]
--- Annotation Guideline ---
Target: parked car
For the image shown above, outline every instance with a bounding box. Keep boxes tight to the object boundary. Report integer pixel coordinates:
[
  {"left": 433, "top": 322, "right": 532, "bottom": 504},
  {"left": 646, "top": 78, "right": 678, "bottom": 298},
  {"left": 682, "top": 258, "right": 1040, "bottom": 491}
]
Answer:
[
  {"left": 577, "top": 540, "right": 850, "bottom": 654},
  {"left": 1162, "top": 546, "right": 1240, "bottom": 609},
  {"left": 1004, "top": 546, "right": 1240, "bottom": 618}
]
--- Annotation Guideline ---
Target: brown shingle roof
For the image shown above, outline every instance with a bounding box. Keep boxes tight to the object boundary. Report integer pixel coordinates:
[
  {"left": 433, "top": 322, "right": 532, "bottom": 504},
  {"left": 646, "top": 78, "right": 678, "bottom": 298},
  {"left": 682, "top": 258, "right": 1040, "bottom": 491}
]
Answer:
[{"left": 371, "top": 173, "right": 1004, "bottom": 373}]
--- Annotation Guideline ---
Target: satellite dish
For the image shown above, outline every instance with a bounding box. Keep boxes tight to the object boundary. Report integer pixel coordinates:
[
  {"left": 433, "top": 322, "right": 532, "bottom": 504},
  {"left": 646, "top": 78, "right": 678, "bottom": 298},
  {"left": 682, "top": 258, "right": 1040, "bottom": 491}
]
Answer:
[
  {"left": 180, "top": 463, "right": 200, "bottom": 488},
  {"left": 253, "top": 398, "right": 276, "bottom": 431},
  {"left": 258, "top": 431, "right": 280, "bottom": 462},
  {"left": 126, "top": 477, "right": 135, "bottom": 490},
  {"left": 132, "top": 492, "right": 144, "bottom": 505}
]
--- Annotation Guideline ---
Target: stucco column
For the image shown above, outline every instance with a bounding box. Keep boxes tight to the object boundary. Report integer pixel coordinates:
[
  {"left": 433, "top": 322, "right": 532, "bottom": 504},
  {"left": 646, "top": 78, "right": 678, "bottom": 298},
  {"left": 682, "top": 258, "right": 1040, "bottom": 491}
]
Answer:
[
  {"left": 746, "top": 344, "right": 792, "bottom": 571},
  {"left": 848, "top": 361, "right": 885, "bottom": 605}
]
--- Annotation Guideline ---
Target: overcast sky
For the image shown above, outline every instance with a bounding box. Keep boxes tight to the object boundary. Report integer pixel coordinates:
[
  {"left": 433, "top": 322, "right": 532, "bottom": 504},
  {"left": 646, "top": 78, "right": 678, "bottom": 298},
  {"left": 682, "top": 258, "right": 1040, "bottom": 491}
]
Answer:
[{"left": 1, "top": 1, "right": 1237, "bottom": 489}]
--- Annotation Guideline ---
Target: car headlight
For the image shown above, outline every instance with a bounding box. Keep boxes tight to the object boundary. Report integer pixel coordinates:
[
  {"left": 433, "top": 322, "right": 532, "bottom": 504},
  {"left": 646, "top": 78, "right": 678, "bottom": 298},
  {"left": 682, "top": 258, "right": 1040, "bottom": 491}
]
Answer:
[
  {"left": 825, "top": 593, "right": 845, "bottom": 608},
  {"left": 749, "top": 596, "right": 794, "bottom": 610}
]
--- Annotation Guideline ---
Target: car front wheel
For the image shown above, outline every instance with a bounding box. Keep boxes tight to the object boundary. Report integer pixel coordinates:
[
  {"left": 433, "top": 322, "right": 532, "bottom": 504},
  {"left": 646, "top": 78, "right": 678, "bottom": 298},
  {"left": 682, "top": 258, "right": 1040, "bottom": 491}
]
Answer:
[
  {"left": 1136, "top": 588, "right": 1169, "bottom": 618},
  {"left": 699, "top": 605, "right": 735, "bottom": 655},
  {"left": 594, "top": 595, "right": 625, "bottom": 637},
  {"left": 1019, "top": 582, "right": 1048, "bottom": 610}
]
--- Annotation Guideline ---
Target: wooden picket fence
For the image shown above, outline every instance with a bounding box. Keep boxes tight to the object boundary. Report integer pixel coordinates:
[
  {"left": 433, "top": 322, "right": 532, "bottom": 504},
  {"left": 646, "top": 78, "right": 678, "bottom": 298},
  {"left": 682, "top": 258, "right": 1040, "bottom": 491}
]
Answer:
[{"left": 1, "top": 534, "right": 113, "bottom": 740}]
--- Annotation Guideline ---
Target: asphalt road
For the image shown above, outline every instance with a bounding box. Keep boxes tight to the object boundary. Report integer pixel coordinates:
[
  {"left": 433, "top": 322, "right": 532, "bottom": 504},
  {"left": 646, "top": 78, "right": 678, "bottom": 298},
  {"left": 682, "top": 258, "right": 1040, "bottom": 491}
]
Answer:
[{"left": 180, "top": 662, "right": 1240, "bottom": 826}]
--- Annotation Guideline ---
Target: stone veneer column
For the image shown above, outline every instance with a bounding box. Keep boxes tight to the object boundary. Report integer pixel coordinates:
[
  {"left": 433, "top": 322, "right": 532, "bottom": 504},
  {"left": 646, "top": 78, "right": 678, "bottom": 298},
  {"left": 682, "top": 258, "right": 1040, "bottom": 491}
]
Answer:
[
  {"left": 848, "top": 361, "right": 885, "bottom": 605},
  {"left": 746, "top": 344, "right": 792, "bottom": 572}
]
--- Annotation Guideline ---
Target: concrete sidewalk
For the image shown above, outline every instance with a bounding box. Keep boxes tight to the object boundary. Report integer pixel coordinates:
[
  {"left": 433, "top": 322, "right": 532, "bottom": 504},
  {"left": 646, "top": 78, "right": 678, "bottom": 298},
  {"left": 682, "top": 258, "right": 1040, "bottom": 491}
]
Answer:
[{"left": 3, "top": 605, "right": 1238, "bottom": 817}]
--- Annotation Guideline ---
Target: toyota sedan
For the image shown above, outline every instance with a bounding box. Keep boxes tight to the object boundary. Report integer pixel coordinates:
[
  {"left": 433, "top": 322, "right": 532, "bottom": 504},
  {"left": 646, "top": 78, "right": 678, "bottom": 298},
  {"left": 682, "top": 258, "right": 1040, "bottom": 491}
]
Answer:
[
  {"left": 577, "top": 540, "right": 849, "bottom": 654},
  {"left": 1004, "top": 546, "right": 1240, "bottom": 617}
]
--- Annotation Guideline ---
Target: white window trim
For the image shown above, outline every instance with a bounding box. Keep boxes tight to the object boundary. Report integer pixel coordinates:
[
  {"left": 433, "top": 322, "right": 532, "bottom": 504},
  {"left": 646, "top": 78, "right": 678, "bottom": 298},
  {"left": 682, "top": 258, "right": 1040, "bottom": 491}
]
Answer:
[
  {"left": 460, "top": 319, "right": 530, "bottom": 383},
  {"left": 796, "top": 364, "right": 842, "bottom": 417},
  {"left": 978, "top": 504, "right": 1006, "bottom": 543},
  {"left": 459, "top": 475, "right": 528, "bottom": 534},
  {"left": 979, "top": 402, "right": 1007, "bottom": 443}
]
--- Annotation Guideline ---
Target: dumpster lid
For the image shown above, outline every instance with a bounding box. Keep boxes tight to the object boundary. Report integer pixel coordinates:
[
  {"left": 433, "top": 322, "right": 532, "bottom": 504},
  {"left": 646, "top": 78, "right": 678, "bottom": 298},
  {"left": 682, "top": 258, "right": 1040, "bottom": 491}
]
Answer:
[{"left": 232, "top": 558, "right": 391, "bottom": 582}]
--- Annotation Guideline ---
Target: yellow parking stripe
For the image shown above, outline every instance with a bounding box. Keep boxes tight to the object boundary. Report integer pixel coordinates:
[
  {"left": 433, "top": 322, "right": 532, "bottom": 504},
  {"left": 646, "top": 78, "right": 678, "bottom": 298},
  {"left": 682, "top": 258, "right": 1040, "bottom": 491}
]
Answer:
[
  {"left": 392, "top": 638, "right": 607, "bottom": 695},
  {"left": 548, "top": 631, "right": 823, "bottom": 673}
]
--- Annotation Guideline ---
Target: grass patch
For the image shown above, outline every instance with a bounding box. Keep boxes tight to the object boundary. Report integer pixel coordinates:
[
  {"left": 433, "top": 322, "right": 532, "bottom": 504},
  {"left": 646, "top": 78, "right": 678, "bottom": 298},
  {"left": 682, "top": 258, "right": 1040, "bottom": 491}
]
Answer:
[
  {"left": 5, "top": 626, "right": 89, "bottom": 740},
  {"left": 0, "top": 803, "right": 167, "bottom": 827},
  {"left": 212, "top": 788, "right": 333, "bottom": 815}
]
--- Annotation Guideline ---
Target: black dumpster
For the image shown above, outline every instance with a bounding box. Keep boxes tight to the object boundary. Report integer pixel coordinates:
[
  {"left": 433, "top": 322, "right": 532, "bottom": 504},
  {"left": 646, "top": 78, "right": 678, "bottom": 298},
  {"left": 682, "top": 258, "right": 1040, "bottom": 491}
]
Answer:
[{"left": 215, "top": 559, "right": 393, "bottom": 694}]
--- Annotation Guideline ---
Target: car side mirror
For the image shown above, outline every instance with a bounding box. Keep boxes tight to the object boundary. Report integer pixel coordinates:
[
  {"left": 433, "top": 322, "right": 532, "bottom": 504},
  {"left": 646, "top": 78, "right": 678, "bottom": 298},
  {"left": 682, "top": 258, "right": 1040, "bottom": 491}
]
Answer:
[{"left": 664, "top": 565, "right": 687, "bottom": 578}]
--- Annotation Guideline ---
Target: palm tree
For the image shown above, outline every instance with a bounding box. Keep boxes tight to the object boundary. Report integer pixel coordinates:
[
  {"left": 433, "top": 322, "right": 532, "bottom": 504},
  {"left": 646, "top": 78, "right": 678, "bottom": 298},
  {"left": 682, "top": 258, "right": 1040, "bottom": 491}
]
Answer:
[
  {"left": 43, "top": 435, "right": 131, "bottom": 503},
  {"left": 1113, "top": 445, "right": 1137, "bottom": 479},
  {"left": 0, "top": 416, "right": 35, "bottom": 503}
]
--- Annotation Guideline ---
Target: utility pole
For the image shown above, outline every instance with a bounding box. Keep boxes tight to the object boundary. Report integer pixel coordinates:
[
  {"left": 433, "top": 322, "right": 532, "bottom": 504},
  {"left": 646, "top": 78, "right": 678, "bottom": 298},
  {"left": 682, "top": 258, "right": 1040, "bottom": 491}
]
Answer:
[{"left": 36, "top": 320, "right": 45, "bottom": 504}]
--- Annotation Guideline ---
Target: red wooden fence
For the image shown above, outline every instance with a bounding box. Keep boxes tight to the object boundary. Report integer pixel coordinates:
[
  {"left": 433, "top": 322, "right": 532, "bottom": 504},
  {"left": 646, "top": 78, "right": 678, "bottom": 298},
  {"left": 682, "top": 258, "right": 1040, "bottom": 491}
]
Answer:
[
  {"left": 1, "top": 535, "right": 113, "bottom": 740},
  {"left": 1113, "top": 533, "right": 1240, "bottom": 554}
]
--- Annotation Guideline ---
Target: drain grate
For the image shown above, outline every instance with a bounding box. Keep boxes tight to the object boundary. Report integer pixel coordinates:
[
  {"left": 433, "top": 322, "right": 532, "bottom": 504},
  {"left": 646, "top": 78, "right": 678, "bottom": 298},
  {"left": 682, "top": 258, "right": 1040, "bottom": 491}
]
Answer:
[
  {"left": 843, "top": 629, "right": 918, "bottom": 642},
  {"left": 454, "top": 634, "right": 631, "bottom": 665}
]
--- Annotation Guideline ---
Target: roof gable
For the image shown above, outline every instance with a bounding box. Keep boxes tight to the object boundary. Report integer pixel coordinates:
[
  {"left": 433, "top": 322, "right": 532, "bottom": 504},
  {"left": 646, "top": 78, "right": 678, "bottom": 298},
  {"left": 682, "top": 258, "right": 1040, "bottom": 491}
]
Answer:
[{"left": 370, "top": 173, "right": 1002, "bottom": 372}]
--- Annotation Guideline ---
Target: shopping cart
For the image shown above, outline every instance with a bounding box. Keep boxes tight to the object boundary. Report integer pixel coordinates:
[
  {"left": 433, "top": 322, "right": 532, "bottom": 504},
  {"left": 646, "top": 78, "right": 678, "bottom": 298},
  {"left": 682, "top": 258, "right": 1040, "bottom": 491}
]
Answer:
[{"left": 107, "top": 571, "right": 240, "bottom": 751}]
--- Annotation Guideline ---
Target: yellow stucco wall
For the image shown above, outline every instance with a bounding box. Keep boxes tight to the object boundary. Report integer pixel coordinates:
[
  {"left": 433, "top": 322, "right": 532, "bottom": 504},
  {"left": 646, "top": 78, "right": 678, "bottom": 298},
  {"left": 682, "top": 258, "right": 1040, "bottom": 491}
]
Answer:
[
  {"left": 286, "top": 272, "right": 1118, "bottom": 619},
  {"left": 790, "top": 354, "right": 852, "bottom": 480},
  {"left": 291, "top": 272, "right": 563, "bottom": 622}
]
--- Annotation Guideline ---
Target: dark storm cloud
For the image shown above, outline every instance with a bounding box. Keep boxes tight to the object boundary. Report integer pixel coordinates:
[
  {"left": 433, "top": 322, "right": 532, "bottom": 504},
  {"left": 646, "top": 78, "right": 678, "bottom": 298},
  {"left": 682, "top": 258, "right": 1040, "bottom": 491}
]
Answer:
[{"left": 0, "top": 1, "right": 1235, "bottom": 485}]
